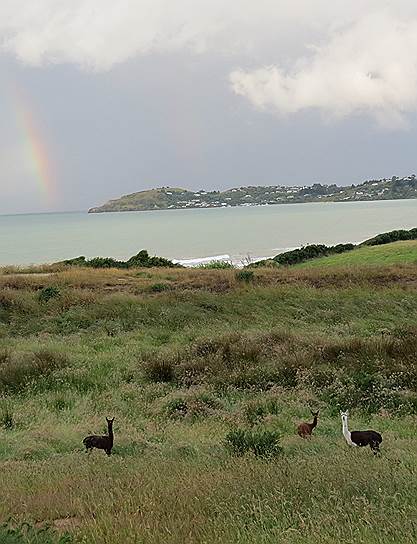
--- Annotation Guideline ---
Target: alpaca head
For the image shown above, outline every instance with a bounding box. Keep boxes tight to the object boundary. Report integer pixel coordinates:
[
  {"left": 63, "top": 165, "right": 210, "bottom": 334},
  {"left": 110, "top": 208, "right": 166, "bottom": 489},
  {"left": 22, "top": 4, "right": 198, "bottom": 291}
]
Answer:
[
  {"left": 106, "top": 417, "right": 115, "bottom": 429},
  {"left": 340, "top": 410, "right": 349, "bottom": 424},
  {"left": 311, "top": 410, "right": 319, "bottom": 418}
]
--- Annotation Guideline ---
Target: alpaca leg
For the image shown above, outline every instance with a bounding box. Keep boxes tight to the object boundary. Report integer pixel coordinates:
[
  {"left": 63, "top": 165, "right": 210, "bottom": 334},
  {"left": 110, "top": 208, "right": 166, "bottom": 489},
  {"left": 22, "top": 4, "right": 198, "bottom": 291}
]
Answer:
[{"left": 370, "top": 441, "right": 380, "bottom": 455}]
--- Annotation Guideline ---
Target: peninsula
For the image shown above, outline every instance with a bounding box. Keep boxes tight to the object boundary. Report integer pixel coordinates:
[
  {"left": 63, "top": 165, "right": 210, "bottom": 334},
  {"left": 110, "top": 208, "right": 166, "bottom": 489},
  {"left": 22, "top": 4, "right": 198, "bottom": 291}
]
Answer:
[{"left": 89, "top": 175, "right": 417, "bottom": 213}]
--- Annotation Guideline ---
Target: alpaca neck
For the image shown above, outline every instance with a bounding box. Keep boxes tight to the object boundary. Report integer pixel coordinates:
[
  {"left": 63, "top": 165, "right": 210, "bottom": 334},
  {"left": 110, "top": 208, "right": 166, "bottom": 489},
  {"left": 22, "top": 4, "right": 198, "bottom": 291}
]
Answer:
[
  {"left": 107, "top": 426, "right": 114, "bottom": 443},
  {"left": 342, "top": 418, "right": 355, "bottom": 446},
  {"left": 311, "top": 416, "right": 317, "bottom": 429}
]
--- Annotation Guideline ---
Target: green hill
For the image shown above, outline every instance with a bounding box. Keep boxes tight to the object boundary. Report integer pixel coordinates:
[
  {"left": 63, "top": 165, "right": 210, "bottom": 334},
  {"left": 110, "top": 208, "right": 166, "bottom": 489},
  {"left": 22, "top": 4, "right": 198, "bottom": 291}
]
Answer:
[
  {"left": 296, "top": 239, "right": 417, "bottom": 268},
  {"left": 89, "top": 175, "right": 417, "bottom": 213}
]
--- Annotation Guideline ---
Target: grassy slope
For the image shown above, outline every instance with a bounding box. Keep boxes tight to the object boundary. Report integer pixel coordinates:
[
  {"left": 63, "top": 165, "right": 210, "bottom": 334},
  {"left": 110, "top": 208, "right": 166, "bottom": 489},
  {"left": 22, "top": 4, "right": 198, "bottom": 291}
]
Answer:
[
  {"left": 1, "top": 267, "right": 417, "bottom": 542},
  {"left": 297, "top": 240, "right": 417, "bottom": 268}
]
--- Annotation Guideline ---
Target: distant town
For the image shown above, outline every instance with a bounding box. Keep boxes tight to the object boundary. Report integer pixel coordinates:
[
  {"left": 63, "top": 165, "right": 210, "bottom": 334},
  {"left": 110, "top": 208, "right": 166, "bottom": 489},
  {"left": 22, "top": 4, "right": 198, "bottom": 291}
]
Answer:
[{"left": 89, "top": 175, "right": 417, "bottom": 213}]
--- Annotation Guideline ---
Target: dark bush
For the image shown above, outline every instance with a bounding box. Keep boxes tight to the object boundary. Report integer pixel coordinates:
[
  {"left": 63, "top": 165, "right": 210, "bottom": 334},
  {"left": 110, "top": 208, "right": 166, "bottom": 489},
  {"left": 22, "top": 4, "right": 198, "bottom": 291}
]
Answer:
[
  {"left": 198, "top": 261, "right": 235, "bottom": 269},
  {"left": 0, "top": 404, "right": 14, "bottom": 429},
  {"left": 0, "top": 521, "right": 73, "bottom": 543},
  {"left": 362, "top": 227, "right": 417, "bottom": 246},
  {"left": 149, "top": 283, "right": 170, "bottom": 293},
  {"left": 273, "top": 243, "right": 355, "bottom": 266},
  {"left": 62, "top": 250, "right": 179, "bottom": 269},
  {"left": 244, "top": 399, "right": 281, "bottom": 425},
  {"left": 143, "top": 357, "right": 176, "bottom": 383},
  {"left": 235, "top": 270, "right": 255, "bottom": 283},
  {"left": 225, "top": 428, "right": 282, "bottom": 457},
  {"left": 87, "top": 257, "right": 124, "bottom": 268},
  {"left": 127, "top": 250, "right": 178, "bottom": 268},
  {"left": 38, "top": 287, "right": 60, "bottom": 303}
]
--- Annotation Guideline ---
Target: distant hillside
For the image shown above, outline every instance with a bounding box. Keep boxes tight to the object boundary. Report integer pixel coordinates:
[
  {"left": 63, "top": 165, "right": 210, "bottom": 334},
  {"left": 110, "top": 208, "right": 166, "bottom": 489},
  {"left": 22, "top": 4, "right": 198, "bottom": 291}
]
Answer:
[{"left": 89, "top": 175, "right": 417, "bottom": 213}]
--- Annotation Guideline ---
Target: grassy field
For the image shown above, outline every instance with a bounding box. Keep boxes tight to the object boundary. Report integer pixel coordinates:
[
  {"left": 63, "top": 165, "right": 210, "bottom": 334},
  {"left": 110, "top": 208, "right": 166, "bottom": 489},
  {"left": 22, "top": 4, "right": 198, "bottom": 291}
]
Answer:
[
  {"left": 296, "top": 239, "right": 417, "bottom": 268},
  {"left": 1, "top": 265, "right": 417, "bottom": 543}
]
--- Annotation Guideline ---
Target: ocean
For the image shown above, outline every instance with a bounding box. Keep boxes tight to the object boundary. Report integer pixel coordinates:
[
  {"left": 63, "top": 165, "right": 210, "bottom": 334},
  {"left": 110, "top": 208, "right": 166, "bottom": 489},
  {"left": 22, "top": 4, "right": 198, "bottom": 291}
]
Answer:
[{"left": 1, "top": 199, "right": 417, "bottom": 266}]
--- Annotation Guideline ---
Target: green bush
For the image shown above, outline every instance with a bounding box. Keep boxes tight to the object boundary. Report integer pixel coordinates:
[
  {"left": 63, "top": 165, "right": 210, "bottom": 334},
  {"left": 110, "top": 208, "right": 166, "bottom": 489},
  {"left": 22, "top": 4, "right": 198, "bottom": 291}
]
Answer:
[
  {"left": 235, "top": 270, "right": 255, "bottom": 283},
  {"left": 0, "top": 350, "right": 69, "bottom": 392},
  {"left": 164, "top": 391, "right": 220, "bottom": 420},
  {"left": 244, "top": 399, "right": 281, "bottom": 425},
  {"left": 149, "top": 283, "right": 170, "bottom": 293},
  {"left": 143, "top": 357, "right": 176, "bottom": 383},
  {"left": 62, "top": 250, "right": 179, "bottom": 269},
  {"left": 0, "top": 521, "right": 73, "bottom": 543},
  {"left": 198, "top": 261, "right": 235, "bottom": 269},
  {"left": 362, "top": 227, "right": 417, "bottom": 246},
  {"left": 38, "top": 287, "right": 60, "bottom": 303},
  {"left": 274, "top": 243, "right": 355, "bottom": 266},
  {"left": 0, "top": 403, "right": 14, "bottom": 429},
  {"left": 225, "top": 428, "right": 282, "bottom": 457}
]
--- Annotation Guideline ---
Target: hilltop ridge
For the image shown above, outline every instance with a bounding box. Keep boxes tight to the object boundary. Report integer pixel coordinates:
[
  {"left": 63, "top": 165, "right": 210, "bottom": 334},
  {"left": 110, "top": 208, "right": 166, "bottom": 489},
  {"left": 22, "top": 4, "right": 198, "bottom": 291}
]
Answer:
[{"left": 89, "top": 175, "right": 417, "bottom": 213}]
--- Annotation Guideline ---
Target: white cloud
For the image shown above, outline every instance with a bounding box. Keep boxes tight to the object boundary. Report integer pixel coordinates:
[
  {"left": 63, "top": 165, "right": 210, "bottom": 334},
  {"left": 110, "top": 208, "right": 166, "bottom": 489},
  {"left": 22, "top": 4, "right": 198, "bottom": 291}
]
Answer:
[
  {"left": 0, "top": 1, "right": 397, "bottom": 69},
  {"left": 2, "top": 2, "right": 417, "bottom": 126},
  {"left": 230, "top": 11, "right": 417, "bottom": 128}
]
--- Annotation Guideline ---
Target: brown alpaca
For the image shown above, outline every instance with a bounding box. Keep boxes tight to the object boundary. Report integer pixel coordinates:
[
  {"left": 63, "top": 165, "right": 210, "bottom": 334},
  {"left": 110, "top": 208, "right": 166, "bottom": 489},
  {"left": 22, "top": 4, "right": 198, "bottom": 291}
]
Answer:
[
  {"left": 83, "top": 417, "right": 114, "bottom": 455},
  {"left": 297, "top": 410, "right": 319, "bottom": 439}
]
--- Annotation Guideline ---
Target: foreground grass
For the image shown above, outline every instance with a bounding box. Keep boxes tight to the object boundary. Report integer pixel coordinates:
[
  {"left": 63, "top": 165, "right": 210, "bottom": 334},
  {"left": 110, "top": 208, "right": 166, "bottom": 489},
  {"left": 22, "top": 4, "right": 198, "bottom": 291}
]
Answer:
[
  {"left": 1, "top": 265, "right": 417, "bottom": 542},
  {"left": 297, "top": 240, "right": 417, "bottom": 268}
]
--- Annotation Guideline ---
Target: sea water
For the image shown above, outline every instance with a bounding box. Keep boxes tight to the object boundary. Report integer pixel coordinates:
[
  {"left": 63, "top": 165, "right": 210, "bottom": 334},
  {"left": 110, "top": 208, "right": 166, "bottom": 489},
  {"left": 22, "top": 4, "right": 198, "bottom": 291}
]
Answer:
[{"left": 1, "top": 199, "right": 417, "bottom": 266}]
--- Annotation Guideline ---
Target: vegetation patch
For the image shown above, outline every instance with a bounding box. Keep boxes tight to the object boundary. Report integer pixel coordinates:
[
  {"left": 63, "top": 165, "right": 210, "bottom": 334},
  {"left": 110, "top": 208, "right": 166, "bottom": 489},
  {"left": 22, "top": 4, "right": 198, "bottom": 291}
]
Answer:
[
  {"left": 38, "top": 287, "right": 61, "bottom": 303},
  {"left": 0, "top": 350, "right": 69, "bottom": 392},
  {"left": 198, "top": 261, "right": 235, "bottom": 269},
  {"left": 225, "top": 428, "right": 282, "bottom": 457},
  {"left": 235, "top": 269, "right": 255, "bottom": 282},
  {"left": 0, "top": 522, "right": 73, "bottom": 544},
  {"left": 252, "top": 227, "right": 417, "bottom": 268},
  {"left": 62, "top": 249, "right": 179, "bottom": 269}
]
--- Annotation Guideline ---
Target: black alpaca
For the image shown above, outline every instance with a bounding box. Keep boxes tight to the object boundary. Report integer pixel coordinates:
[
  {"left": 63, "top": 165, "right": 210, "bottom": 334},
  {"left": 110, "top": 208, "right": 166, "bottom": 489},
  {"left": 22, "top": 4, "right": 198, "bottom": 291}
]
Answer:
[
  {"left": 83, "top": 417, "right": 114, "bottom": 456},
  {"left": 341, "top": 411, "right": 382, "bottom": 455}
]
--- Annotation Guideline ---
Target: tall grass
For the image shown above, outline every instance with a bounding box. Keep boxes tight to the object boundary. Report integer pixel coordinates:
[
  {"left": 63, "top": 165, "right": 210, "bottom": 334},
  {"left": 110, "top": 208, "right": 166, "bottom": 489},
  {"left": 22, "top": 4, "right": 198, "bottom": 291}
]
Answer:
[{"left": 0, "top": 264, "right": 417, "bottom": 542}]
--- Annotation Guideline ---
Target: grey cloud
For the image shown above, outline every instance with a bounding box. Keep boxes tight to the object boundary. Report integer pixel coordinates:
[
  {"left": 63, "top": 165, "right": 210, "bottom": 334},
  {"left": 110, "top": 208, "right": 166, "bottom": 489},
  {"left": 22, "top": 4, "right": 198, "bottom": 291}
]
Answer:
[{"left": 230, "top": 11, "right": 417, "bottom": 128}]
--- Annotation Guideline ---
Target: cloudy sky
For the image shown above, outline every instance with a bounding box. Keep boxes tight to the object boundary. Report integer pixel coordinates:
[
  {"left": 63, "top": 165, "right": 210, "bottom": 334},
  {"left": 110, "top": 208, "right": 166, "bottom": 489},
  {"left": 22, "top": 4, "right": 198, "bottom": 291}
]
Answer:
[{"left": 2, "top": 0, "right": 417, "bottom": 213}]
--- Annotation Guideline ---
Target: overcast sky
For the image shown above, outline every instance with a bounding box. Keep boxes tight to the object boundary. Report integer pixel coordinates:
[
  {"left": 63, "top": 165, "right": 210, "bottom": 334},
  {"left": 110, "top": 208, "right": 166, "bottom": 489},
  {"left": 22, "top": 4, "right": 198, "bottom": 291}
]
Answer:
[{"left": 2, "top": 1, "right": 417, "bottom": 213}]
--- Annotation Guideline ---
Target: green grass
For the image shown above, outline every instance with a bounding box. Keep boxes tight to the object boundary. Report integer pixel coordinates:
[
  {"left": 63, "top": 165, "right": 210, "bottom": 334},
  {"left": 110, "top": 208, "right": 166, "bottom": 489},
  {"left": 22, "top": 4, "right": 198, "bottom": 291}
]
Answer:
[
  {"left": 1, "top": 265, "right": 417, "bottom": 542},
  {"left": 297, "top": 240, "right": 417, "bottom": 268}
]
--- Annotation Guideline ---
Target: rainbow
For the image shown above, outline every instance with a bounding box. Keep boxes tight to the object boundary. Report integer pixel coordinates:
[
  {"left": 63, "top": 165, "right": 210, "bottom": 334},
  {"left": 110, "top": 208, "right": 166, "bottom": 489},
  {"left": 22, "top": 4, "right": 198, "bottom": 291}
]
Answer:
[{"left": 12, "top": 83, "right": 57, "bottom": 203}]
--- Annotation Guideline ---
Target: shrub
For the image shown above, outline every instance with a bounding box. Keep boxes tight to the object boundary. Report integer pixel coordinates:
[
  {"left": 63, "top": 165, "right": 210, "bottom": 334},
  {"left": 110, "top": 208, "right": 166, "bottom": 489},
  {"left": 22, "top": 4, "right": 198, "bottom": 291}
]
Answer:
[
  {"left": 198, "top": 261, "right": 235, "bottom": 269},
  {"left": 244, "top": 399, "right": 281, "bottom": 425},
  {"left": 0, "top": 350, "right": 10, "bottom": 366},
  {"left": 225, "top": 428, "right": 282, "bottom": 457},
  {"left": 274, "top": 243, "right": 356, "bottom": 266},
  {"left": 0, "top": 403, "right": 14, "bottom": 429},
  {"left": 0, "top": 350, "right": 69, "bottom": 392},
  {"left": 165, "top": 398, "right": 188, "bottom": 417},
  {"left": 38, "top": 287, "right": 60, "bottom": 303},
  {"left": 0, "top": 521, "right": 73, "bottom": 543},
  {"left": 362, "top": 227, "right": 417, "bottom": 246},
  {"left": 127, "top": 250, "right": 178, "bottom": 268},
  {"left": 143, "top": 356, "right": 176, "bottom": 383},
  {"left": 149, "top": 283, "right": 170, "bottom": 293},
  {"left": 235, "top": 270, "right": 254, "bottom": 283},
  {"left": 87, "top": 257, "right": 124, "bottom": 268},
  {"left": 62, "top": 250, "right": 179, "bottom": 269},
  {"left": 163, "top": 390, "right": 220, "bottom": 420}
]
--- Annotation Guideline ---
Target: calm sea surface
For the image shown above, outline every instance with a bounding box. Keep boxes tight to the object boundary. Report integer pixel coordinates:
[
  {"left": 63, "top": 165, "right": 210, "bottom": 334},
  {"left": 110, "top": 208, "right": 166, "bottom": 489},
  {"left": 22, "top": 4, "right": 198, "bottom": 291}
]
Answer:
[{"left": 1, "top": 199, "right": 417, "bottom": 266}]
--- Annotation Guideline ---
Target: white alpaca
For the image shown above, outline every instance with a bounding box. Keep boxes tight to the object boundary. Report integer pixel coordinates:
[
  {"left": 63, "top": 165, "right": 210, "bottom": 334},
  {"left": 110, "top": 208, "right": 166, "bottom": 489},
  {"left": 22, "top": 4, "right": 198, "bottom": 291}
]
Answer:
[{"left": 340, "top": 411, "right": 382, "bottom": 455}]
